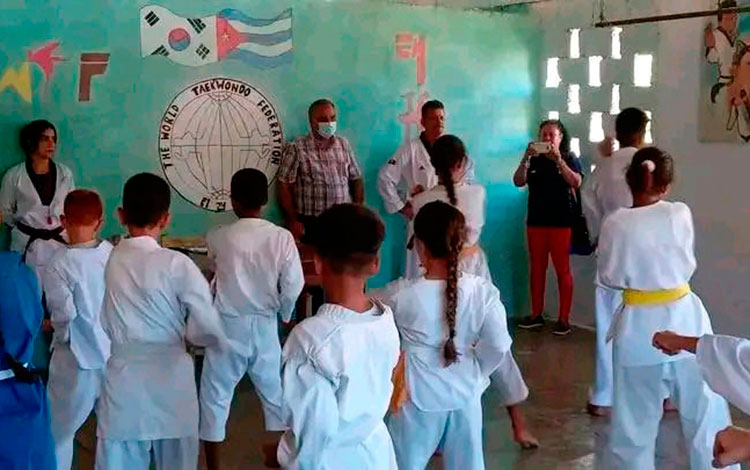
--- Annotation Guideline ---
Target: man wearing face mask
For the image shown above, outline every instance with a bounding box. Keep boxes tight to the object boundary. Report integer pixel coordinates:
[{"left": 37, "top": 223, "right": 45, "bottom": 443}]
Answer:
[{"left": 278, "top": 99, "right": 364, "bottom": 243}]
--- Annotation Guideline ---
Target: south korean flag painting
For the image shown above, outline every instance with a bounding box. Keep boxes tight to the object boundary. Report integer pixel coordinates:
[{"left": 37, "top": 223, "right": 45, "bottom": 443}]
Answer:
[
  {"left": 140, "top": 5, "right": 294, "bottom": 69},
  {"left": 141, "top": 6, "right": 218, "bottom": 66}
]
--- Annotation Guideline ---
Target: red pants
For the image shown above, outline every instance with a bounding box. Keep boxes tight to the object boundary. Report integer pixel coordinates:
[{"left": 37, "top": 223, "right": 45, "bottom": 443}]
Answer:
[{"left": 527, "top": 227, "right": 573, "bottom": 324}]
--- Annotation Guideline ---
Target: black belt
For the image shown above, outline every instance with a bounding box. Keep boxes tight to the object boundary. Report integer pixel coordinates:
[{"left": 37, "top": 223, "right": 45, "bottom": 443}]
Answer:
[
  {"left": 15, "top": 221, "right": 65, "bottom": 262},
  {"left": 3, "top": 354, "right": 41, "bottom": 384}
]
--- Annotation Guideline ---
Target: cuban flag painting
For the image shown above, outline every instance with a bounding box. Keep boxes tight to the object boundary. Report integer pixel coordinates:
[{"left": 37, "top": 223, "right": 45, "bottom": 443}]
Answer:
[{"left": 140, "top": 5, "right": 293, "bottom": 68}]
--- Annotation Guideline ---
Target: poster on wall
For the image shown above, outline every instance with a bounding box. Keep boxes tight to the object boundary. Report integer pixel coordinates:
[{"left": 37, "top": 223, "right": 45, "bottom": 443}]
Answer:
[
  {"left": 395, "top": 32, "right": 429, "bottom": 143},
  {"left": 158, "top": 78, "right": 283, "bottom": 212},
  {"left": 699, "top": 0, "right": 750, "bottom": 142}
]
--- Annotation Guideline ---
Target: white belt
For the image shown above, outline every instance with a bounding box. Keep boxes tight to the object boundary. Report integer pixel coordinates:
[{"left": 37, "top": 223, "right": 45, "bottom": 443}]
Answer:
[
  {"left": 404, "top": 342, "right": 471, "bottom": 357},
  {"left": 0, "top": 363, "right": 29, "bottom": 381},
  {"left": 111, "top": 342, "right": 186, "bottom": 359}
]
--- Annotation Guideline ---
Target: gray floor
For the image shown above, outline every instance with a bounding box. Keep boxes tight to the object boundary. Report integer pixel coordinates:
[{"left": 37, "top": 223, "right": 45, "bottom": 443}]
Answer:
[{"left": 72, "top": 325, "right": 750, "bottom": 469}]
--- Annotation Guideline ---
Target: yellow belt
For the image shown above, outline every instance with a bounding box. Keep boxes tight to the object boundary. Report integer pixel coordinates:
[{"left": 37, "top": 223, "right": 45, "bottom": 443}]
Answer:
[
  {"left": 622, "top": 284, "right": 691, "bottom": 306},
  {"left": 606, "top": 284, "right": 691, "bottom": 343},
  {"left": 389, "top": 351, "right": 408, "bottom": 414}
]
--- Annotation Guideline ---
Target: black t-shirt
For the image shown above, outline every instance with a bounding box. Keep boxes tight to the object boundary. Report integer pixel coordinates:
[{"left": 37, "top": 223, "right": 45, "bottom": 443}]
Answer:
[
  {"left": 419, "top": 132, "right": 433, "bottom": 156},
  {"left": 25, "top": 159, "right": 57, "bottom": 206},
  {"left": 526, "top": 152, "right": 583, "bottom": 227}
]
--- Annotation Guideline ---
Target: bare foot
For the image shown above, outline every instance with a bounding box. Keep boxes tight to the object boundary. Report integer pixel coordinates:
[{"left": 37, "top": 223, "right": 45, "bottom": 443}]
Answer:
[
  {"left": 586, "top": 402, "right": 612, "bottom": 417},
  {"left": 513, "top": 428, "right": 540, "bottom": 450},
  {"left": 664, "top": 398, "right": 678, "bottom": 413},
  {"left": 507, "top": 405, "right": 540, "bottom": 450},
  {"left": 262, "top": 443, "right": 280, "bottom": 468}
]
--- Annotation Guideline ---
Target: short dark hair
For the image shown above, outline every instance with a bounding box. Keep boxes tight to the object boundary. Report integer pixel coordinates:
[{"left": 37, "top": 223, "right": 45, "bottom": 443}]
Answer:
[
  {"left": 615, "top": 108, "right": 649, "bottom": 143},
  {"left": 626, "top": 146, "right": 674, "bottom": 195},
  {"left": 421, "top": 100, "right": 445, "bottom": 119},
  {"left": 538, "top": 119, "right": 571, "bottom": 155},
  {"left": 719, "top": 0, "right": 737, "bottom": 20},
  {"left": 122, "top": 173, "right": 171, "bottom": 228},
  {"left": 64, "top": 189, "right": 103, "bottom": 226},
  {"left": 231, "top": 168, "right": 268, "bottom": 211},
  {"left": 20, "top": 120, "right": 56, "bottom": 157},
  {"left": 313, "top": 204, "right": 385, "bottom": 275},
  {"left": 308, "top": 99, "right": 335, "bottom": 120}
]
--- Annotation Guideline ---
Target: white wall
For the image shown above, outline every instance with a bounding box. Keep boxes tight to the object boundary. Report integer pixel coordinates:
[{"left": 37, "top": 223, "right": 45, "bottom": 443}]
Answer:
[{"left": 534, "top": 0, "right": 750, "bottom": 336}]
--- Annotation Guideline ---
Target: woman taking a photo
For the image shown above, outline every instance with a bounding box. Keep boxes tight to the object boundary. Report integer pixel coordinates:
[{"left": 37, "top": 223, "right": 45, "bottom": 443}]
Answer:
[{"left": 513, "top": 119, "right": 582, "bottom": 336}]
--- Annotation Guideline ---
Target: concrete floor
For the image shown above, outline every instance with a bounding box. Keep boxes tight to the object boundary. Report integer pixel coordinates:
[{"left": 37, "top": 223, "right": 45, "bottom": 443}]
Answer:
[{"left": 72, "top": 325, "right": 750, "bottom": 469}]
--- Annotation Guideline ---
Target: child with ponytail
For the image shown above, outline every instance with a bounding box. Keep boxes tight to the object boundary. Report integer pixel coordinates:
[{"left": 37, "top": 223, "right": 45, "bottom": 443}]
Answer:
[
  {"left": 598, "top": 147, "right": 737, "bottom": 469},
  {"left": 410, "top": 134, "right": 538, "bottom": 449},
  {"left": 412, "top": 135, "right": 489, "bottom": 278},
  {"left": 377, "top": 200, "right": 519, "bottom": 469}
]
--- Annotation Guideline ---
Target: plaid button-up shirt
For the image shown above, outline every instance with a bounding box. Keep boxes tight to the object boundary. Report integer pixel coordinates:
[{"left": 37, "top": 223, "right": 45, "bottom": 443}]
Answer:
[{"left": 277, "top": 133, "right": 363, "bottom": 217}]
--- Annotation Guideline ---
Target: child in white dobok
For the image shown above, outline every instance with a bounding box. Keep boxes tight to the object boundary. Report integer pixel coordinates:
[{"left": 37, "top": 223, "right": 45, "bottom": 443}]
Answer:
[
  {"left": 411, "top": 134, "right": 537, "bottom": 449},
  {"left": 96, "top": 174, "right": 229, "bottom": 470},
  {"left": 277, "top": 204, "right": 400, "bottom": 469},
  {"left": 200, "top": 169, "right": 304, "bottom": 470},
  {"left": 411, "top": 135, "right": 488, "bottom": 279},
  {"left": 43, "top": 190, "right": 112, "bottom": 470},
  {"left": 598, "top": 147, "right": 737, "bottom": 470},
  {"left": 581, "top": 108, "right": 648, "bottom": 417},
  {"left": 379, "top": 201, "right": 513, "bottom": 469}
]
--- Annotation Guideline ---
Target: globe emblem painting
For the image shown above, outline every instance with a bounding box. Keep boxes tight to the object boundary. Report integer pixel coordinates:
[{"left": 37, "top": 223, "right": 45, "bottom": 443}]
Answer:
[{"left": 158, "top": 78, "right": 283, "bottom": 212}]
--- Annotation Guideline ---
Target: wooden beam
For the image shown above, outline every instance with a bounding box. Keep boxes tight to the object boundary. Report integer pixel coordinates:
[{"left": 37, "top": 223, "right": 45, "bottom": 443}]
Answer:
[{"left": 595, "top": 5, "right": 750, "bottom": 28}]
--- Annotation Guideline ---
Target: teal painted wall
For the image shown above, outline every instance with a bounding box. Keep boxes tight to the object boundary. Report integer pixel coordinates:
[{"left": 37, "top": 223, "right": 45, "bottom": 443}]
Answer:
[{"left": 0, "top": 0, "right": 538, "bottom": 316}]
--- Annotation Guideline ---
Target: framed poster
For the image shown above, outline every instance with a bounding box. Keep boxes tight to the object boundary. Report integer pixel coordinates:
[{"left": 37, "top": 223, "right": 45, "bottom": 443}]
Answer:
[{"left": 700, "top": 0, "right": 750, "bottom": 143}]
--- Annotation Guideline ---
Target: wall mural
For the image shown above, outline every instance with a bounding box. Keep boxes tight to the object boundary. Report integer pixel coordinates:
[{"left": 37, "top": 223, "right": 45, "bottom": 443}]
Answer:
[
  {"left": 395, "top": 33, "right": 429, "bottom": 143},
  {"left": 0, "top": 41, "right": 63, "bottom": 103},
  {"left": 27, "top": 41, "right": 64, "bottom": 84},
  {"left": 0, "top": 41, "right": 110, "bottom": 104},
  {"left": 78, "top": 53, "right": 110, "bottom": 102},
  {"left": 0, "top": 2, "right": 537, "bottom": 297},
  {"left": 158, "top": 78, "right": 283, "bottom": 212},
  {"left": 140, "top": 6, "right": 293, "bottom": 69},
  {"left": 0, "top": 62, "right": 33, "bottom": 103},
  {"left": 700, "top": 0, "right": 750, "bottom": 142},
  {"left": 139, "top": 5, "right": 294, "bottom": 211}
]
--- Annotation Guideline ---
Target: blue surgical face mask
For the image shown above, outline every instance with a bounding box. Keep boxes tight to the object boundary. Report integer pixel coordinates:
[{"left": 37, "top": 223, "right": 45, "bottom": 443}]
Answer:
[{"left": 317, "top": 121, "right": 337, "bottom": 139}]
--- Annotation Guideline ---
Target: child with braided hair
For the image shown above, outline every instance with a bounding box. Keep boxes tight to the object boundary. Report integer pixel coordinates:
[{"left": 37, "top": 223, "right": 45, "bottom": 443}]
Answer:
[
  {"left": 412, "top": 135, "right": 488, "bottom": 278},
  {"left": 410, "top": 134, "right": 538, "bottom": 449},
  {"left": 378, "top": 200, "right": 521, "bottom": 469}
]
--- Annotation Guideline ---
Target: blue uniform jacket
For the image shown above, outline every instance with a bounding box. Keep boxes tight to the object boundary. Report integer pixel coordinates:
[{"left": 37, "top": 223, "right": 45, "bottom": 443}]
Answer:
[{"left": 0, "top": 250, "right": 55, "bottom": 470}]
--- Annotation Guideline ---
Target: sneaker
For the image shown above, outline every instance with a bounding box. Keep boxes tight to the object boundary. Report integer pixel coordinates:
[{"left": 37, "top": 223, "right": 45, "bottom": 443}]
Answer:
[
  {"left": 518, "top": 316, "right": 545, "bottom": 329},
  {"left": 553, "top": 321, "right": 571, "bottom": 336}
]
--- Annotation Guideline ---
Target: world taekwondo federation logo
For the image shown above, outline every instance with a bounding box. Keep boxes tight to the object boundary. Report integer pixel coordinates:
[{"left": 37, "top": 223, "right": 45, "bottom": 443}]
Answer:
[{"left": 158, "top": 78, "right": 283, "bottom": 212}]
